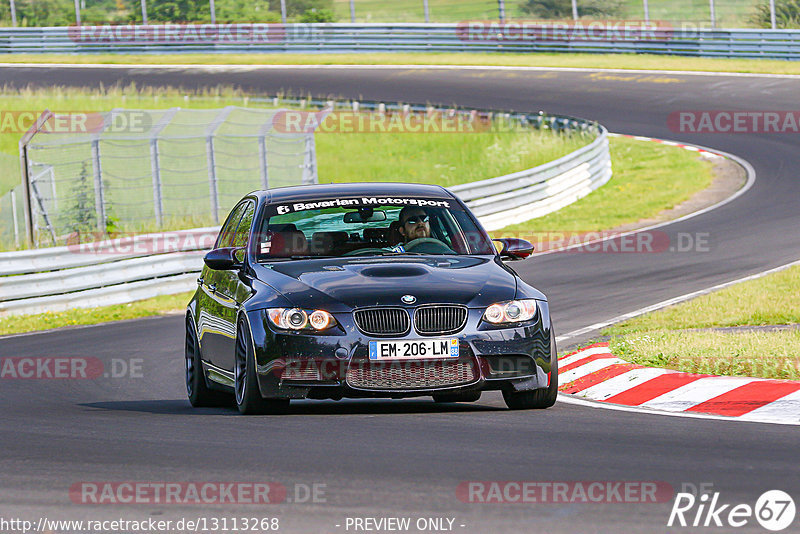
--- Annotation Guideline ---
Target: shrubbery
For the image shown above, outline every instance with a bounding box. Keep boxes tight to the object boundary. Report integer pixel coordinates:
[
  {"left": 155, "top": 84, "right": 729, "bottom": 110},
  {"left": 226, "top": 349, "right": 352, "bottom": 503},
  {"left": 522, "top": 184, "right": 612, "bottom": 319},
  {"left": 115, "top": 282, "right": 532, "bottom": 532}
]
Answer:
[
  {"left": 521, "top": 0, "right": 625, "bottom": 19},
  {"left": 751, "top": 0, "right": 800, "bottom": 28}
]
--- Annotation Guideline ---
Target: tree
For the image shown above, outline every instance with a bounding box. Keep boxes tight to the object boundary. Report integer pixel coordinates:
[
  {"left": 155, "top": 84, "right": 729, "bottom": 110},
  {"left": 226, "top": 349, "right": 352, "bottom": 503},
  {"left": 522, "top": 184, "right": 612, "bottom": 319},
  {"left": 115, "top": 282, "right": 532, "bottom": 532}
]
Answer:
[
  {"left": 751, "top": 0, "right": 800, "bottom": 28},
  {"left": 61, "top": 161, "right": 97, "bottom": 241}
]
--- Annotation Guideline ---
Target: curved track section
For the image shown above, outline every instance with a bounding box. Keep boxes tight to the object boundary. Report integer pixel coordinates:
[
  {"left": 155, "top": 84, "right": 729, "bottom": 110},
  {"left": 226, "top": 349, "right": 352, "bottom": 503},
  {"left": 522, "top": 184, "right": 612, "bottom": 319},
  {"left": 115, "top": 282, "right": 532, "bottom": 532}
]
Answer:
[{"left": 1, "top": 65, "right": 799, "bottom": 533}]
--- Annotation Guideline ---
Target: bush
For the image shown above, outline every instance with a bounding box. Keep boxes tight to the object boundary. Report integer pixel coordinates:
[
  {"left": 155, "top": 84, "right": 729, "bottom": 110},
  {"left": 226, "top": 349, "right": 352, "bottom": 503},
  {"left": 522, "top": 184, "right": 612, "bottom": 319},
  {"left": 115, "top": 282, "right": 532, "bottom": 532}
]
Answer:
[
  {"left": 267, "top": 0, "right": 332, "bottom": 18},
  {"left": 299, "top": 7, "right": 335, "bottom": 22},
  {"left": 521, "top": 0, "right": 625, "bottom": 19},
  {"left": 751, "top": 0, "right": 800, "bottom": 28}
]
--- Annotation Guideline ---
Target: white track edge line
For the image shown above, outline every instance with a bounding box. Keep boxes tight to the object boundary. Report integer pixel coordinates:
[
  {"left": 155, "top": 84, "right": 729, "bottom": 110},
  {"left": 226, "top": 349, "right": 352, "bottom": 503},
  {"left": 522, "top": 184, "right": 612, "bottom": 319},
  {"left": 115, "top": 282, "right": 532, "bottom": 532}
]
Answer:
[
  {"left": 2, "top": 63, "right": 800, "bottom": 79},
  {"left": 556, "top": 393, "right": 800, "bottom": 426}
]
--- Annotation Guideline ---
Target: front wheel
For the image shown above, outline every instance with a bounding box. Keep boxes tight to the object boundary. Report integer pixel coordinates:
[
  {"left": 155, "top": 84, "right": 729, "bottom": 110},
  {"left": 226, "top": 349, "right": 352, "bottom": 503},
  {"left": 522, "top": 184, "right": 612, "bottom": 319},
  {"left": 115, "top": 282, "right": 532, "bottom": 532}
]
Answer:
[
  {"left": 503, "top": 333, "right": 559, "bottom": 410},
  {"left": 234, "top": 317, "right": 289, "bottom": 415}
]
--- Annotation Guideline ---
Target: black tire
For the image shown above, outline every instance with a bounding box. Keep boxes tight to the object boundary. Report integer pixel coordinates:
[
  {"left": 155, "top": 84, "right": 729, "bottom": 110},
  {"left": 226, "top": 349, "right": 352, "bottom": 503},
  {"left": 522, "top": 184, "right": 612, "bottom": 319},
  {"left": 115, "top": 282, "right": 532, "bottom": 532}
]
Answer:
[
  {"left": 432, "top": 391, "right": 482, "bottom": 403},
  {"left": 502, "top": 332, "right": 559, "bottom": 410},
  {"left": 234, "top": 317, "right": 290, "bottom": 415},
  {"left": 185, "top": 316, "right": 230, "bottom": 408}
]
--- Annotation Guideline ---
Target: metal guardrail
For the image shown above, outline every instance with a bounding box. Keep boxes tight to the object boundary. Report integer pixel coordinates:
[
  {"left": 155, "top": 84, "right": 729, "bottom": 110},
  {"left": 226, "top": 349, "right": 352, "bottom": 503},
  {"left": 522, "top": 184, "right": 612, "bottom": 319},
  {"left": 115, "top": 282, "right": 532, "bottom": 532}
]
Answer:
[
  {"left": 0, "top": 100, "right": 606, "bottom": 317},
  {"left": 1, "top": 24, "right": 800, "bottom": 59}
]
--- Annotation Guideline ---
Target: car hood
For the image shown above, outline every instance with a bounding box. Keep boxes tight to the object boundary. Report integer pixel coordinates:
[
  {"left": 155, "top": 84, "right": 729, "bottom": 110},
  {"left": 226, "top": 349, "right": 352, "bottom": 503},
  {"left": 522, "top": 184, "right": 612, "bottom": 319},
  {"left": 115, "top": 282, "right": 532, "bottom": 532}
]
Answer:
[{"left": 252, "top": 256, "right": 526, "bottom": 310}]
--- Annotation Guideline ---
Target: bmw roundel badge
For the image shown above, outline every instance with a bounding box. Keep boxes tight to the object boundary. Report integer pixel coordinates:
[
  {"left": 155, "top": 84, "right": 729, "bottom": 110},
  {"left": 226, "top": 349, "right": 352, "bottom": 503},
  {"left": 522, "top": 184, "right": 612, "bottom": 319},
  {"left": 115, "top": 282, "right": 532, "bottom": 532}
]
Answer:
[{"left": 401, "top": 295, "right": 417, "bottom": 304}]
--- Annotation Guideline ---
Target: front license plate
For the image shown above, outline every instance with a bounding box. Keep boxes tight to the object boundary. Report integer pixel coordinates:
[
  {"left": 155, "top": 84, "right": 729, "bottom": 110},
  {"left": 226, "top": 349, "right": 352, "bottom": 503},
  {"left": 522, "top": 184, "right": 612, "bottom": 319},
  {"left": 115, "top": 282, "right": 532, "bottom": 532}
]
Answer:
[{"left": 369, "top": 338, "right": 459, "bottom": 361}]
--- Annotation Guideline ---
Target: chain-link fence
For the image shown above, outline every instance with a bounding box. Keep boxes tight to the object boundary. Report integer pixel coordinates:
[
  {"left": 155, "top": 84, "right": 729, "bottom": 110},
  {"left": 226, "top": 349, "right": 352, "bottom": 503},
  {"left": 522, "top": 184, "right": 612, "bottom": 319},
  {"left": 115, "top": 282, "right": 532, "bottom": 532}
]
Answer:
[
  {"left": 16, "top": 107, "right": 316, "bottom": 248},
  {"left": 332, "top": 0, "right": 766, "bottom": 28}
]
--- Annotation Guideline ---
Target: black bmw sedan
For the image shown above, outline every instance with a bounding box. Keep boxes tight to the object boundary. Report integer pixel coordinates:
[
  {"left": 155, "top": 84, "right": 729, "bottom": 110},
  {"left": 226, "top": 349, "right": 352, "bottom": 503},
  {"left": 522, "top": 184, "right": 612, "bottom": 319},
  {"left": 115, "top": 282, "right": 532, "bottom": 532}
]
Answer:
[{"left": 186, "top": 182, "right": 557, "bottom": 414}]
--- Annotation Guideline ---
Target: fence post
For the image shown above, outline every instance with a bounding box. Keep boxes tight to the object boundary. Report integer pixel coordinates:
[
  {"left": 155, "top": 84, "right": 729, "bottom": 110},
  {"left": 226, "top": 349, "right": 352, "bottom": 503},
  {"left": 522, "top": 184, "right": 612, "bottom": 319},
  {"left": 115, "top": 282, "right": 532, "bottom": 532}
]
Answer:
[
  {"left": 709, "top": 0, "right": 716, "bottom": 29},
  {"left": 350, "top": 0, "right": 355, "bottom": 22},
  {"left": 9, "top": 0, "right": 17, "bottom": 26},
  {"left": 141, "top": 0, "right": 147, "bottom": 23},
  {"left": 258, "top": 135, "right": 269, "bottom": 190},
  {"left": 74, "top": 0, "right": 81, "bottom": 25},
  {"left": 571, "top": 0, "right": 578, "bottom": 21},
  {"left": 303, "top": 133, "right": 317, "bottom": 185},
  {"left": 770, "top": 0, "right": 777, "bottom": 29},
  {"left": 148, "top": 108, "right": 178, "bottom": 228},
  {"left": 18, "top": 143, "right": 34, "bottom": 247},
  {"left": 91, "top": 139, "right": 106, "bottom": 233},
  {"left": 423, "top": 0, "right": 429, "bottom": 22},
  {"left": 10, "top": 188, "right": 19, "bottom": 248},
  {"left": 497, "top": 0, "right": 504, "bottom": 22},
  {"left": 643, "top": 0, "right": 649, "bottom": 23},
  {"left": 205, "top": 107, "right": 234, "bottom": 224},
  {"left": 209, "top": 0, "right": 216, "bottom": 24}
]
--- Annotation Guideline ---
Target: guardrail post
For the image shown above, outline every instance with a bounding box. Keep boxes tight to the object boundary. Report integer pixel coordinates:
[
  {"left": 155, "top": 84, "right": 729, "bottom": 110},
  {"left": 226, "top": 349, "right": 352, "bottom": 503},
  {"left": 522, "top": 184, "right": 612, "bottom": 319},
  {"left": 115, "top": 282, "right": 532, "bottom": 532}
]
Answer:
[{"left": 91, "top": 139, "right": 106, "bottom": 233}]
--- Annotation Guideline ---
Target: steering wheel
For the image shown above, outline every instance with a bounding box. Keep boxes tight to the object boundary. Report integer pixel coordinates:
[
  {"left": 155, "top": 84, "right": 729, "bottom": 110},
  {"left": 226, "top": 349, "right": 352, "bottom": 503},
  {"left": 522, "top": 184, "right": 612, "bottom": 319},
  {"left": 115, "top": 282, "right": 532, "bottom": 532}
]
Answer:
[{"left": 403, "top": 238, "right": 455, "bottom": 254}]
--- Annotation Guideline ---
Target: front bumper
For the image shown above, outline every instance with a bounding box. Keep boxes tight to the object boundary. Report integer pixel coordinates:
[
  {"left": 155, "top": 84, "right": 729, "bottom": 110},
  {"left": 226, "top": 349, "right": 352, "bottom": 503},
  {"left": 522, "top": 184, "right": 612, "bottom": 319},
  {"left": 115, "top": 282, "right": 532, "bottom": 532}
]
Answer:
[{"left": 246, "top": 304, "right": 554, "bottom": 400}]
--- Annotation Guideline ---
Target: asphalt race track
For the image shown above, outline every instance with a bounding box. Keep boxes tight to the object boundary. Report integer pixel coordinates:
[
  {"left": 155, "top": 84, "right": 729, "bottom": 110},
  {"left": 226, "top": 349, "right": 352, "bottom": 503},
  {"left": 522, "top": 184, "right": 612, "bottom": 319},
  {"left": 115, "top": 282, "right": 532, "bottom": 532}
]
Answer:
[{"left": 1, "top": 65, "right": 799, "bottom": 533}]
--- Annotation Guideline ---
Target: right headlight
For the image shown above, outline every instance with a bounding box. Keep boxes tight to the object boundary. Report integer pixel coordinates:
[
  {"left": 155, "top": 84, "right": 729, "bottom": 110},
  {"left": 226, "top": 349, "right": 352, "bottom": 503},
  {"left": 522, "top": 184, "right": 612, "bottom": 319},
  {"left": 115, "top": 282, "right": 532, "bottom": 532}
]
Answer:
[
  {"left": 266, "top": 308, "right": 337, "bottom": 331},
  {"left": 482, "top": 299, "right": 539, "bottom": 325}
]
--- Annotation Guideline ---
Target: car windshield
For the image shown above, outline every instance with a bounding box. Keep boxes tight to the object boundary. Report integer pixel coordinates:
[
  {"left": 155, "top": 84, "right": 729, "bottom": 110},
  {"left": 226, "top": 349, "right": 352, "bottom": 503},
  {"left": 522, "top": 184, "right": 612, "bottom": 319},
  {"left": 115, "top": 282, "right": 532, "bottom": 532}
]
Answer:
[{"left": 256, "top": 196, "right": 496, "bottom": 260}]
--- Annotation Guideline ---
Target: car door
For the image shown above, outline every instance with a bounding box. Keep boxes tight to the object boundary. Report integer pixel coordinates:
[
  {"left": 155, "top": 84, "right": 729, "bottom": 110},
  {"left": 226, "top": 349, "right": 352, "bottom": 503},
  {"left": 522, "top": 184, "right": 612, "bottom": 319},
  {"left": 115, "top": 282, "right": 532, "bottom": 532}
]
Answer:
[
  {"left": 213, "top": 199, "right": 256, "bottom": 371},
  {"left": 198, "top": 201, "right": 248, "bottom": 370}
]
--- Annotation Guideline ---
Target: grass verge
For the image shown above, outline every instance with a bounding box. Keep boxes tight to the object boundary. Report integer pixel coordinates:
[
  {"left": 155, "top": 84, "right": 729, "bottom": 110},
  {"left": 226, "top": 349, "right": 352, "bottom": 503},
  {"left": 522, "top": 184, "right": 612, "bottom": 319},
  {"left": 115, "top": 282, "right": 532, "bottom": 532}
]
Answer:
[
  {"left": 0, "top": 291, "right": 193, "bottom": 337},
  {"left": 495, "top": 134, "right": 714, "bottom": 236},
  {"left": 4, "top": 52, "right": 800, "bottom": 75},
  {"left": 603, "top": 264, "right": 800, "bottom": 380}
]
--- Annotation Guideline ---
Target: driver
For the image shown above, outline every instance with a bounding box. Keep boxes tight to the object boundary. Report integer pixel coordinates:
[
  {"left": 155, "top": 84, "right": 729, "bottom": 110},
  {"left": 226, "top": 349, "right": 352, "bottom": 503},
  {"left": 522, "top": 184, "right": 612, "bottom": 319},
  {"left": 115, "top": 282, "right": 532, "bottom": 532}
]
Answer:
[
  {"left": 389, "top": 207, "right": 450, "bottom": 253},
  {"left": 398, "top": 206, "right": 431, "bottom": 243}
]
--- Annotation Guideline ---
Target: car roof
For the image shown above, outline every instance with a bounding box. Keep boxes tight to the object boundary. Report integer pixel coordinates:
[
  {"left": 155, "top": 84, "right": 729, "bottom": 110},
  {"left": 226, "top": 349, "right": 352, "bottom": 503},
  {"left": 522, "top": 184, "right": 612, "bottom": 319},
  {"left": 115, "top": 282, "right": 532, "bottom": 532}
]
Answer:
[{"left": 251, "top": 182, "right": 455, "bottom": 204}]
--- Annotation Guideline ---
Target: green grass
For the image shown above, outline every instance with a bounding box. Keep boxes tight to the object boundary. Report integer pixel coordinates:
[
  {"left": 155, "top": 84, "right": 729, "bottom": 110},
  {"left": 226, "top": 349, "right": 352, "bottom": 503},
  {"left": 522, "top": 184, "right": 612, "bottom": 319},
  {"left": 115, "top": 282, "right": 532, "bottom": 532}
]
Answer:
[
  {"left": 610, "top": 330, "right": 800, "bottom": 380},
  {"left": 0, "top": 291, "right": 193, "bottom": 336},
  {"left": 317, "top": 128, "right": 588, "bottom": 189},
  {"left": 602, "top": 264, "right": 800, "bottom": 380},
  {"left": 3, "top": 52, "right": 800, "bottom": 75},
  {"left": 495, "top": 135, "right": 714, "bottom": 236},
  {"left": 605, "top": 265, "right": 800, "bottom": 334}
]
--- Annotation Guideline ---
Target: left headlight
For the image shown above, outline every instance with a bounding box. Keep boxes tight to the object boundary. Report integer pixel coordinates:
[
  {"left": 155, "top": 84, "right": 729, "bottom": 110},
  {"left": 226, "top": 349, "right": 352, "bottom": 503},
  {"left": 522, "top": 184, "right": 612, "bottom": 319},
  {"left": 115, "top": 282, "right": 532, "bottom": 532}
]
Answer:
[
  {"left": 266, "top": 308, "right": 338, "bottom": 331},
  {"left": 482, "top": 299, "right": 539, "bottom": 325}
]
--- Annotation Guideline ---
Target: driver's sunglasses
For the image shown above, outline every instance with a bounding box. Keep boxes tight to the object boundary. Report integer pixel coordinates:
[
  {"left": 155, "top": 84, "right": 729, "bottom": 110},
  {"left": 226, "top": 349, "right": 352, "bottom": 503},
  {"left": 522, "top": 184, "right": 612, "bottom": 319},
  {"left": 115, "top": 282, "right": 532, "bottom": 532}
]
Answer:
[{"left": 403, "top": 215, "right": 429, "bottom": 225}]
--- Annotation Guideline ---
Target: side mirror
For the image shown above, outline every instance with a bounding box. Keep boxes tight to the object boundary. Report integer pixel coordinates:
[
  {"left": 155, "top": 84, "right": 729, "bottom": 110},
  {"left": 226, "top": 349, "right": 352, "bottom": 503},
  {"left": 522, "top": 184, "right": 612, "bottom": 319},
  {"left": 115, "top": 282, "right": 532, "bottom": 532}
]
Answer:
[
  {"left": 493, "top": 238, "right": 534, "bottom": 260},
  {"left": 203, "top": 247, "right": 243, "bottom": 270}
]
